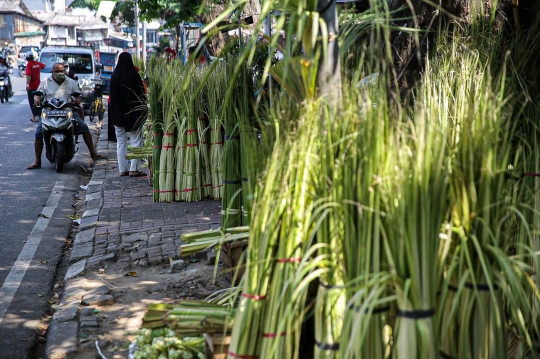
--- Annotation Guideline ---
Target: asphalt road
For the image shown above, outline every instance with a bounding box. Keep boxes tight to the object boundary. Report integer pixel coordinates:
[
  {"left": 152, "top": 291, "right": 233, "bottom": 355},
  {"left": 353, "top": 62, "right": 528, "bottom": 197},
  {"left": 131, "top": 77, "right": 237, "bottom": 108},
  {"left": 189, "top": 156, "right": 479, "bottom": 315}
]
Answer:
[{"left": 0, "top": 72, "right": 95, "bottom": 358}]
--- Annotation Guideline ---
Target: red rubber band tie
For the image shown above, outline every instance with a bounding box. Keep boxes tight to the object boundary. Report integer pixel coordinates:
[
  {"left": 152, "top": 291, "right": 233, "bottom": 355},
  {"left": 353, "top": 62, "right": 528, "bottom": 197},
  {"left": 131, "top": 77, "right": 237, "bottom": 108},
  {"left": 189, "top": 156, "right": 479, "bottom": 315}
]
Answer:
[
  {"left": 187, "top": 129, "right": 197, "bottom": 134},
  {"left": 262, "top": 331, "right": 287, "bottom": 338},
  {"left": 186, "top": 143, "right": 197, "bottom": 147},
  {"left": 524, "top": 173, "right": 540, "bottom": 177},
  {"left": 276, "top": 258, "right": 302, "bottom": 263},
  {"left": 228, "top": 352, "right": 259, "bottom": 359},
  {"left": 164, "top": 132, "right": 174, "bottom": 136},
  {"left": 241, "top": 293, "right": 266, "bottom": 300}
]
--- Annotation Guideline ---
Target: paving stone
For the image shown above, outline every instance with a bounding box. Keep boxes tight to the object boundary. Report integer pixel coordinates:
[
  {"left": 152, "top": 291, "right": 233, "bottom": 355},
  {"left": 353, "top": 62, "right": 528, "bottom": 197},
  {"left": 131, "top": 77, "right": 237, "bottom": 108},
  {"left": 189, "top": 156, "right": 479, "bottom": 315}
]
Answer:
[
  {"left": 80, "top": 315, "right": 98, "bottom": 322},
  {"left": 87, "top": 253, "right": 116, "bottom": 268},
  {"left": 52, "top": 301, "right": 79, "bottom": 323},
  {"left": 85, "top": 285, "right": 111, "bottom": 296},
  {"left": 88, "top": 180, "right": 104, "bottom": 186},
  {"left": 82, "top": 207, "right": 100, "bottom": 218},
  {"left": 85, "top": 192, "right": 102, "bottom": 202},
  {"left": 46, "top": 321, "right": 78, "bottom": 359},
  {"left": 108, "top": 233, "right": 121, "bottom": 243},
  {"left": 80, "top": 307, "right": 96, "bottom": 316},
  {"left": 74, "top": 228, "right": 95, "bottom": 245},
  {"left": 87, "top": 184, "right": 102, "bottom": 194},
  {"left": 136, "top": 258, "right": 149, "bottom": 267},
  {"left": 131, "top": 250, "right": 147, "bottom": 261},
  {"left": 162, "top": 250, "right": 179, "bottom": 259},
  {"left": 81, "top": 294, "right": 115, "bottom": 306},
  {"left": 70, "top": 243, "right": 94, "bottom": 262},
  {"left": 147, "top": 247, "right": 162, "bottom": 256},
  {"left": 148, "top": 255, "right": 164, "bottom": 265},
  {"left": 79, "top": 215, "right": 98, "bottom": 231},
  {"left": 80, "top": 320, "right": 99, "bottom": 327},
  {"left": 122, "top": 232, "right": 148, "bottom": 244},
  {"left": 65, "top": 259, "right": 86, "bottom": 280},
  {"left": 148, "top": 233, "right": 162, "bottom": 246},
  {"left": 85, "top": 198, "right": 104, "bottom": 210}
]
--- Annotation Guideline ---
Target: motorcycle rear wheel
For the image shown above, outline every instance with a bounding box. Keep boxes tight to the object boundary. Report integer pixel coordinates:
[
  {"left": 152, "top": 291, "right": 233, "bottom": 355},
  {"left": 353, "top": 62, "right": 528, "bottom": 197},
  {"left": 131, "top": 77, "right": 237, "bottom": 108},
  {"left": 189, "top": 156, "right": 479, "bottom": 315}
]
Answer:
[
  {"left": 3, "top": 87, "right": 8, "bottom": 103},
  {"left": 89, "top": 101, "right": 96, "bottom": 122},
  {"left": 19, "top": 67, "right": 25, "bottom": 77},
  {"left": 54, "top": 141, "right": 65, "bottom": 173}
]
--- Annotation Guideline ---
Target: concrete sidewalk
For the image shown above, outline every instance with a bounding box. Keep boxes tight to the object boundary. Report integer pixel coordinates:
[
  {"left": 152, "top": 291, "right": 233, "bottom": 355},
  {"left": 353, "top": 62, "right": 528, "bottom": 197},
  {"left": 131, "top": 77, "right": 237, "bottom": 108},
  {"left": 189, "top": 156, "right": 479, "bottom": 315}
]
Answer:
[{"left": 45, "top": 117, "right": 223, "bottom": 359}]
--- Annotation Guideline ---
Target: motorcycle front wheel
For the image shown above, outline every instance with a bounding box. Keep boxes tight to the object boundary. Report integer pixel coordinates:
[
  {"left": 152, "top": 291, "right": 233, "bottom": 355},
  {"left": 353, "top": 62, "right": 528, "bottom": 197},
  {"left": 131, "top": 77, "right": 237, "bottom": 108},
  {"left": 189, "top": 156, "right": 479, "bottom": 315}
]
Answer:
[
  {"left": 54, "top": 141, "right": 65, "bottom": 173},
  {"left": 3, "top": 87, "right": 8, "bottom": 103},
  {"left": 19, "top": 67, "right": 25, "bottom": 77}
]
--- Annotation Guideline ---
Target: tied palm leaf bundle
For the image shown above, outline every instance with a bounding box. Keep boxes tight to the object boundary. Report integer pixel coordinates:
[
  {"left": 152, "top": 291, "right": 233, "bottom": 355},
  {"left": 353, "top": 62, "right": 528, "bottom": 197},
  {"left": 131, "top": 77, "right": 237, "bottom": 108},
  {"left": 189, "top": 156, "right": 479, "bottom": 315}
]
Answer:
[
  {"left": 205, "top": 64, "right": 227, "bottom": 200},
  {"left": 165, "top": 302, "right": 236, "bottom": 336},
  {"left": 205, "top": 64, "right": 227, "bottom": 199},
  {"left": 147, "top": 57, "right": 167, "bottom": 201},
  {"left": 221, "top": 57, "right": 253, "bottom": 228},
  {"left": 174, "top": 117, "right": 187, "bottom": 201},
  {"left": 181, "top": 74, "right": 203, "bottom": 202},
  {"left": 198, "top": 116, "right": 213, "bottom": 199},
  {"left": 158, "top": 68, "right": 181, "bottom": 202}
]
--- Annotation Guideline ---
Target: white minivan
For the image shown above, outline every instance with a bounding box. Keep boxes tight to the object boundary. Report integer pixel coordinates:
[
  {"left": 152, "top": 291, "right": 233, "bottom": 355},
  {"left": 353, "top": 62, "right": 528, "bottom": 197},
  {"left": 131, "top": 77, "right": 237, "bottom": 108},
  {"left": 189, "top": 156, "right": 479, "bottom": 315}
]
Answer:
[{"left": 39, "top": 46, "right": 102, "bottom": 114}]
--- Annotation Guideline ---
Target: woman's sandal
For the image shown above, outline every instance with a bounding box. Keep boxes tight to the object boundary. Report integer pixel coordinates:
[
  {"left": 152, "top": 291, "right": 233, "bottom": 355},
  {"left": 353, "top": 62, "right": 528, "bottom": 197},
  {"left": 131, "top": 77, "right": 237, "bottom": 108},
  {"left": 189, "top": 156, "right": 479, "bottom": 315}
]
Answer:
[
  {"left": 129, "top": 171, "right": 147, "bottom": 177},
  {"left": 30, "top": 118, "right": 39, "bottom": 123},
  {"left": 120, "top": 172, "right": 129, "bottom": 177},
  {"left": 92, "top": 153, "right": 107, "bottom": 160}
]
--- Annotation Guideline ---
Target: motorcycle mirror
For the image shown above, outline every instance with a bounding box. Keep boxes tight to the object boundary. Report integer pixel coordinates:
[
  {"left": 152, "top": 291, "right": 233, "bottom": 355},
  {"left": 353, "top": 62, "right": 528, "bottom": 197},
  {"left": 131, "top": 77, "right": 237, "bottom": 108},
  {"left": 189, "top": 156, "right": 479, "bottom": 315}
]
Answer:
[
  {"left": 33, "top": 90, "right": 44, "bottom": 97},
  {"left": 72, "top": 91, "right": 82, "bottom": 98}
]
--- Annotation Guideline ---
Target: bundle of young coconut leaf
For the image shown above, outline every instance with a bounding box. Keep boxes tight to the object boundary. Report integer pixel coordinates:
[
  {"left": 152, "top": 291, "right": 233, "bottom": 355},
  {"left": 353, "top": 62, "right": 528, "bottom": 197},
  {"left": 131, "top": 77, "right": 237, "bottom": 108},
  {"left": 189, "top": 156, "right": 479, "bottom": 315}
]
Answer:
[
  {"left": 202, "top": 5, "right": 540, "bottom": 359},
  {"left": 142, "top": 301, "right": 236, "bottom": 335},
  {"left": 221, "top": 57, "right": 255, "bottom": 227},
  {"left": 179, "top": 226, "right": 249, "bottom": 257}
]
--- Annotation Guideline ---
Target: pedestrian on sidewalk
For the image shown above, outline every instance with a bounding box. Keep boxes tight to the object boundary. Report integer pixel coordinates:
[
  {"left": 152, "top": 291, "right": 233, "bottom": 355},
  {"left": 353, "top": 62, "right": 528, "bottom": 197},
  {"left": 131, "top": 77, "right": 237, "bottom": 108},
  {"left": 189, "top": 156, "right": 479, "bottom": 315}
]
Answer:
[
  {"left": 25, "top": 51, "right": 45, "bottom": 122},
  {"left": 27, "top": 62, "right": 106, "bottom": 170},
  {"left": 109, "top": 52, "right": 148, "bottom": 177}
]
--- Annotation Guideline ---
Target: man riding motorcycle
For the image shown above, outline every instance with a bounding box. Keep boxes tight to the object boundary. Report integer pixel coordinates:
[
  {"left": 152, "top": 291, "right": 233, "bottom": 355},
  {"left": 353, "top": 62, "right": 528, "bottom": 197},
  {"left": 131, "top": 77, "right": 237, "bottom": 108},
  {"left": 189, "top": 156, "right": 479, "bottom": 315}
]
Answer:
[
  {"left": 0, "top": 54, "right": 14, "bottom": 96},
  {"left": 27, "top": 62, "right": 106, "bottom": 170}
]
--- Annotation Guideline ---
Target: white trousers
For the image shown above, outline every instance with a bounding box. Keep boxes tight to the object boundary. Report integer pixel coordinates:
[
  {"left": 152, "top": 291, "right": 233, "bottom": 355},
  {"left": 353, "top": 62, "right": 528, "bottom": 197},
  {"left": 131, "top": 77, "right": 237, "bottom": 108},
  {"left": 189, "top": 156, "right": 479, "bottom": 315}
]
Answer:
[{"left": 115, "top": 125, "right": 143, "bottom": 173}]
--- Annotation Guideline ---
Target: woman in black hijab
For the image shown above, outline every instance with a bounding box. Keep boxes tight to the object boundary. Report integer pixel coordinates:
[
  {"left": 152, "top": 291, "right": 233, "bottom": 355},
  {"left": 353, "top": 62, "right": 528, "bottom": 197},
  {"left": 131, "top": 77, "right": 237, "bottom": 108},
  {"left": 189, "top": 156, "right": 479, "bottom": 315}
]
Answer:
[{"left": 109, "top": 52, "right": 148, "bottom": 177}]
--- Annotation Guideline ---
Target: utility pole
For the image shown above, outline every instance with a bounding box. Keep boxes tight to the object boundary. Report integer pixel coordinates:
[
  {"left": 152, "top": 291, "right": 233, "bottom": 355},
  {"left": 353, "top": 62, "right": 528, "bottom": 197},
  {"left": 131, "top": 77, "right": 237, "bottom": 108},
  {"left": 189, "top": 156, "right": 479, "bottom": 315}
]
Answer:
[
  {"left": 134, "top": 0, "right": 140, "bottom": 60},
  {"left": 142, "top": 20, "right": 147, "bottom": 67}
]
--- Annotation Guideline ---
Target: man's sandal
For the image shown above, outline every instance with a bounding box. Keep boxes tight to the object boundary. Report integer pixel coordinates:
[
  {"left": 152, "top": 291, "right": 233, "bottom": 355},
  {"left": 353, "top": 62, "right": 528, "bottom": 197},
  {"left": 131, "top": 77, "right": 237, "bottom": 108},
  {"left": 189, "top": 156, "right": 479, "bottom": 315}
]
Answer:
[{"left": 27, "top": 163, "right": 41, "bottom": 170}]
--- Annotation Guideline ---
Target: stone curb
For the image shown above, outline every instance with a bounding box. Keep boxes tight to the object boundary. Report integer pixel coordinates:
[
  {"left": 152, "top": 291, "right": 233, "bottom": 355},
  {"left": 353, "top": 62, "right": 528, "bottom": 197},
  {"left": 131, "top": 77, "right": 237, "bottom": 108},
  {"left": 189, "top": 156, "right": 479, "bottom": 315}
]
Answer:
[{"left": 45, "top": 121, "right": 108, "bottom": 359}]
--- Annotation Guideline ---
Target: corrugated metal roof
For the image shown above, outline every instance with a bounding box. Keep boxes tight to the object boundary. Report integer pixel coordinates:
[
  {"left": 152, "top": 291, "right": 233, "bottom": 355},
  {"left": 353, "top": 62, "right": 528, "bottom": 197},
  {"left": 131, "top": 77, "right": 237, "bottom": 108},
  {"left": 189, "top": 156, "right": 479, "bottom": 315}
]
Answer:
[
  {"left": 33, "top": 11, "right": 107, "bottom": 29},
  {"left": 0, "top": 0, "right": 41, "bottom": 21}
]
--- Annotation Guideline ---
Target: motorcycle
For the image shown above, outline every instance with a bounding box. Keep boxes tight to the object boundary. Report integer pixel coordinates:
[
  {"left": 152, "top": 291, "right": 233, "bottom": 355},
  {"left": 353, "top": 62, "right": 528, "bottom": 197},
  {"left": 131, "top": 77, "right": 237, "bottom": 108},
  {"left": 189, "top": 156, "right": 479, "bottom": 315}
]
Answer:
[
  {"left": 0, "top": 69, "right": 12, "bottom": 103},
  {"left": 34, "top": 90, "right": 82, "bottom": 173},
  {"left": 18, "top": 59, "right": 26, "bottom": 77}
]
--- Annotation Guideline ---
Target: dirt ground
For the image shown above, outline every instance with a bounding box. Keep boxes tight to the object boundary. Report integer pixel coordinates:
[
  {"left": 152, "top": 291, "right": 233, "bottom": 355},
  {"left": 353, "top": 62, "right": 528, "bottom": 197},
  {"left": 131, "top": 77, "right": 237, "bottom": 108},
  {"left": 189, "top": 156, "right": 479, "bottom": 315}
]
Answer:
[
  {"left": 32, "top": 230, "right": 231, "bottom": 359},
  {"left": 65, "top": 257, "right": 230, "bottom": 359}
]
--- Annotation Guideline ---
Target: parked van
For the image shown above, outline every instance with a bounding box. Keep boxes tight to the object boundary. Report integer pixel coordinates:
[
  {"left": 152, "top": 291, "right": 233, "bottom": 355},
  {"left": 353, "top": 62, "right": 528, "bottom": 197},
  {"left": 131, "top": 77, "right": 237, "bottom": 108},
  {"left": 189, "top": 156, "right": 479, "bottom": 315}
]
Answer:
[{"left": 39, "top": 46, "right": 102, "bottom": 114}]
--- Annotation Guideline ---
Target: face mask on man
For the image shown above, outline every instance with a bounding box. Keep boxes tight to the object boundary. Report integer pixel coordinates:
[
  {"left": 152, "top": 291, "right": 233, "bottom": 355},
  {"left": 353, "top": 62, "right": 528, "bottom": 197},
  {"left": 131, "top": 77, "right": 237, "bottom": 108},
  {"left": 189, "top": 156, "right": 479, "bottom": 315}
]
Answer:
[{"left": 54, "top": 71, "right": 66, "bottom": 81}]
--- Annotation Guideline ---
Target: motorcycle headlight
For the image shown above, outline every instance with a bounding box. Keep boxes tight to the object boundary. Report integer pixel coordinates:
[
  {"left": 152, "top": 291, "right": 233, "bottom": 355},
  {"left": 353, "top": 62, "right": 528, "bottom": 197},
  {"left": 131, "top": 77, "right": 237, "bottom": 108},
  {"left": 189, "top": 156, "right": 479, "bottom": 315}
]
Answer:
[{"left": 0, "top": 81, "right": 4, "bottom": 86}]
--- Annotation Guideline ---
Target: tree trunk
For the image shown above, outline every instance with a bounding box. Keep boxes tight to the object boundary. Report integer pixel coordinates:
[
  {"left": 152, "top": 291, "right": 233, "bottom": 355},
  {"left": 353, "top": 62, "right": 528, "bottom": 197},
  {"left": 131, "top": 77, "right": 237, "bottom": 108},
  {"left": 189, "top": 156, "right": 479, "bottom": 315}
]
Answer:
[
  {"left": 389, "top": 0, "right": 536, "bottom": 95},
  {"left": 317, "top": 0, "right": 342, "bottom": 105}
]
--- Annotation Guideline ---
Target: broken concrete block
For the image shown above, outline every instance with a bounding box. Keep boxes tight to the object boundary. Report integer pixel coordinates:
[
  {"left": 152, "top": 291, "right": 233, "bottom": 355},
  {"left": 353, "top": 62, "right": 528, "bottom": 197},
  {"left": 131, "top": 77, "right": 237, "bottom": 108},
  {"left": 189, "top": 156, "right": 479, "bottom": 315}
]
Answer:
[{"left": 170, "top": 259, "right": 186, "bottom": 272}]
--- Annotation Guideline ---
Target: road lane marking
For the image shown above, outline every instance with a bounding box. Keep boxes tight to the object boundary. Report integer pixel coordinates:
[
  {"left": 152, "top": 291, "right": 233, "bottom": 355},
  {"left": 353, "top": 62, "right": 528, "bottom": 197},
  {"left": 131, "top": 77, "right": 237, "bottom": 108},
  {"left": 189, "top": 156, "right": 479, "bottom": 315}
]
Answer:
[{"left": 0, "top": 180, "right": 64, "bottom": 325}]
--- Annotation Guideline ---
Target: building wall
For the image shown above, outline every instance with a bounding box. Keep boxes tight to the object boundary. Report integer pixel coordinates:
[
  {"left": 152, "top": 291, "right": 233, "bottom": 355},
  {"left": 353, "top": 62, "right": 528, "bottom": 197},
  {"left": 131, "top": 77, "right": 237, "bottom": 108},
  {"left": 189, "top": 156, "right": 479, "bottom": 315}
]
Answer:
[
  {"left": 0, "top": 14, "right": 15, "bottom": 39},
  {"left": 14, "top": 15, "right": 41, "bottom": 33}
]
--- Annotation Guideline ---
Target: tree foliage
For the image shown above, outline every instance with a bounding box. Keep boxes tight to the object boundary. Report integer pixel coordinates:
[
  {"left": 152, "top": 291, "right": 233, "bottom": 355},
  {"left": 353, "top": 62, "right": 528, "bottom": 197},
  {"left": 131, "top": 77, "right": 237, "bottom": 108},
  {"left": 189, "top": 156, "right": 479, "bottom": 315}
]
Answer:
[{"left": 138, "top": 0, "right": 202, "bottom": 27}]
